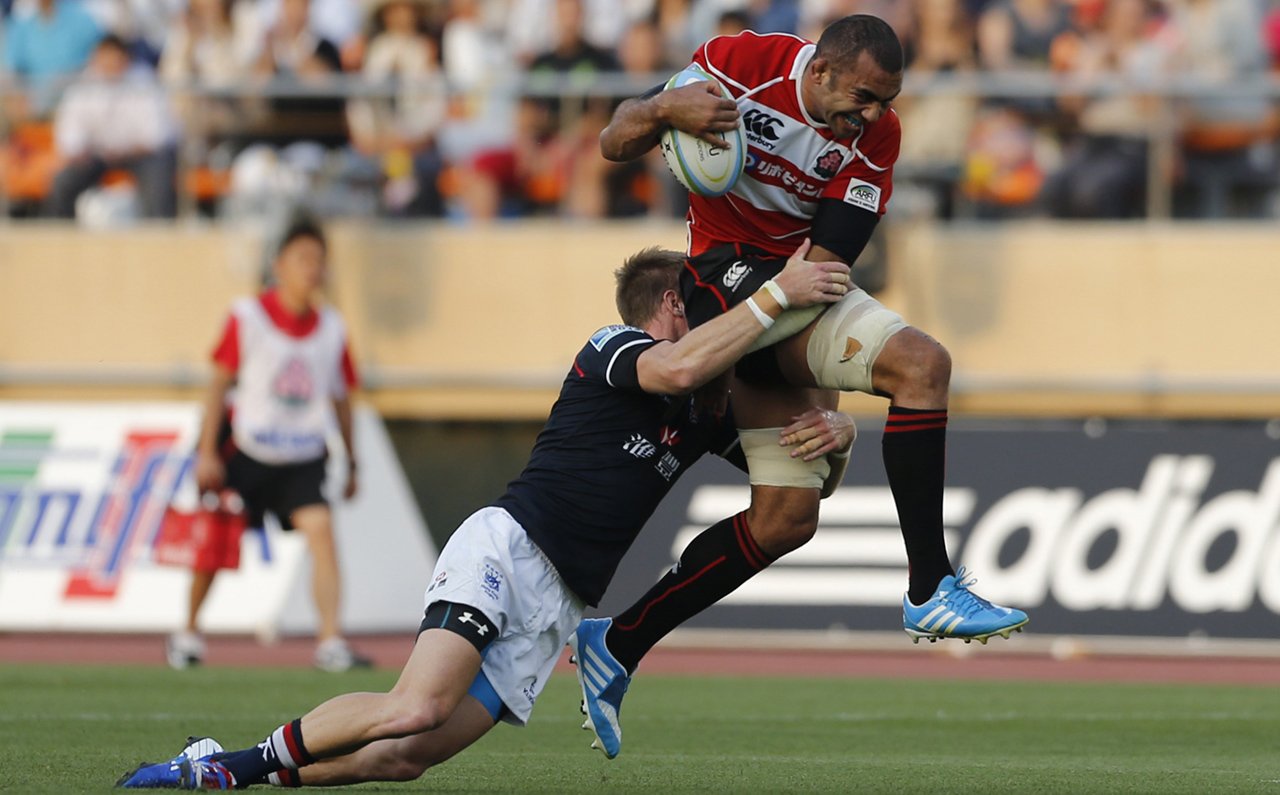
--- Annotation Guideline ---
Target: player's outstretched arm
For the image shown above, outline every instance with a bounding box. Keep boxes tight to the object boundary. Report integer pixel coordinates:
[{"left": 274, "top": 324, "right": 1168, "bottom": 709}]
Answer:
[
  {"left": 636, "top": 240, "right": 849, "bottom": 395},
  {"left": 600, "top": 82, "right": 740, "bottom": 162}
]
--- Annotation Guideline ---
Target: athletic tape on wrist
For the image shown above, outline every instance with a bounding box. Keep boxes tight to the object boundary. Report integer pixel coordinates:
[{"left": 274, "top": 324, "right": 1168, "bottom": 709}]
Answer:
[
  {"left": 745, "top": 297, "right": 775, "bottom": 329},
  {"left": 761, "top": 279, "right": 789, "bottom": 310}
]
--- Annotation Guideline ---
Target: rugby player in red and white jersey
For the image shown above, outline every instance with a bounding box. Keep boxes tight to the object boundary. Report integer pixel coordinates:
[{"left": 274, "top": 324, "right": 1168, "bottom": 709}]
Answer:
[
  {"left": 578, "top": 15, "right": 1028, "bottom": 720},
  {"left": 168, "top": 218, "right": 371, "bottom": 674}
]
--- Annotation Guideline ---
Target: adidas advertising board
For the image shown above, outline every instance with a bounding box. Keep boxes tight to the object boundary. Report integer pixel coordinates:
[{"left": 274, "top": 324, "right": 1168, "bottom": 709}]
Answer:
[
  {"left": 0, "top": 402, "right": 435, "bottom": 636},
  {"left": 596, "top": 419, "right": 1280, "bottom": 641}
]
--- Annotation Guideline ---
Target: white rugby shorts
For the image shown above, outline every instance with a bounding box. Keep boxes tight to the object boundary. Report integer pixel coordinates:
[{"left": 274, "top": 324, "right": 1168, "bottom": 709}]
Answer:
[{"left": 423, "top": 506, "right": 584, "bottom": 726}]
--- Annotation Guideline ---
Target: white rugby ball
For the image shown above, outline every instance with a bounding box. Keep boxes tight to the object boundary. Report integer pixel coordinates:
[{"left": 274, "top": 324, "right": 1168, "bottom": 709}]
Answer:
[{"left": 658, "top": 64, "right": 746, "bottom": 198}]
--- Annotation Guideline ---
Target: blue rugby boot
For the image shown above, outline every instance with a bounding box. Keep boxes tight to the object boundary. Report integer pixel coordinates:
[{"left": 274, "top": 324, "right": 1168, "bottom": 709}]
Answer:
[
  {"left": 116, "top": 755, "right": 235, "bottom": 789},
  {"left": 903, "top": 567, "right": 1028, "bottom": 644},
  {"left": 567, "top": 617, "right": 630, "bottom": 759}
]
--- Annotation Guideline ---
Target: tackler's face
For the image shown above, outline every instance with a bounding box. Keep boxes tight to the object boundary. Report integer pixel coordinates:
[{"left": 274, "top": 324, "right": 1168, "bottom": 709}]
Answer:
[{"left": 809, "top": 50, "right": 902, "bottom": 140}]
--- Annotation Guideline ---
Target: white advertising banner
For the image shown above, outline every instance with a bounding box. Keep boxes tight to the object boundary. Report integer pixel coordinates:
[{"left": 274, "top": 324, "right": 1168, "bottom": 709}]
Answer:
[{"left": 0, "top": 402, "right": 436, "bottom": 636}]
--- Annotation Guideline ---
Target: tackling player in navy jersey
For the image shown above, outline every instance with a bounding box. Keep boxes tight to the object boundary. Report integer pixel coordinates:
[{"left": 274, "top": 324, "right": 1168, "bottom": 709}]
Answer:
[{"left": 117, "top": 242, "right": 852, "bottom": 790}]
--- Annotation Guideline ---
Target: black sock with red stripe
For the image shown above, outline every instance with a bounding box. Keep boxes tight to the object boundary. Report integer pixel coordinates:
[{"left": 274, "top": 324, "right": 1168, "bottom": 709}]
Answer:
[
  {"left": 605, "top": 512, "right": 773, "bottom": 673},
  {"left": 883, "top": 406, "right": 955, "bottom": 605},
  {"left": 215, "top": 718, "right": 314, "bottom": 787}
]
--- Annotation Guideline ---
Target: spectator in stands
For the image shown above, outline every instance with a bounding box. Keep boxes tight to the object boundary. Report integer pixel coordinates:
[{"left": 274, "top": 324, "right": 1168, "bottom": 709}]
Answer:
[
  {"left": 716, "top": 9, "right": 751, "bottom": 37},
  {"left": 597, "top": 17, "right": 677, "bottom": 218},
  {"left": 44, "top": 34, "right": 178, "bottom": 218},
  {"left": 1171, "top": 0, "right": 1276, "bottom": 218},
  {"left": 160, "top": 0, "right": 255, "bottom": 88},
  {"left": 506, "top": 0, "right": 626, "bottom": 66},
  {"left": 525, "top": 0, "right": 619, "bottom": 116},
  {"left": 800, "top": 1, "right": 914, "bottom": 44},
  {"left": 1266, "top": 1, "right": 1280, "bottom": 72},
  {"left": 976, "top": 0, "right": 1074, "bottom": 72},
  {"left": 439, "top": 0, "right": 492, "bottom": 91},
  {"left": 958, "top": 0, "right": 1075, "bottom": 217},
  {"left": 255, "top": 0, "right": 362, "bottom": 66},
  {"left": 3, "top": 0, "right": 102, "bottom": 116},
  {"left": 160, "top": 0, "right": 260, "bottom": 166},
  {"left": 82, "top": 0, "right": 180, "bottom": 65},
  {"left": 895, "top": 0, "right": 979, "bottom": 217},
  {"left": 453, "top": 0, "right": 616, "bottom": 219},
  {"left": 1043, "top": 0, "right": 1173, "bottom": 219},
  {"left": 345, "top": 0, "right": 446, "bottom": 216},
  {"left": 254, "top": 0, "right": 340, "bottom": 79},
  {"left": 251, "top": 0, "right": 346, "bottom": 147}
]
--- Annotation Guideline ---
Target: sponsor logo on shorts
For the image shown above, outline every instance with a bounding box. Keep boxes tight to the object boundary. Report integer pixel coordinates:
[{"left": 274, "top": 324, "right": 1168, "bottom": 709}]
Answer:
[
  {"left": 481, "top": 563, "right": 503, "bottom": 600},
  {"left": 457, "top": 611, "right": 490, "bottom": 636},
  {"left": 843, "top": 178, "right": 882, "bottom": 213},
  {"left": 840, "top": 337, "right": 863, "bottom": 363},
  {"left": 722, "top": 261, "right": 750, "bottom": 291},
  {"left": 656, "top": 451, "right": 682, "bottom": 481},
  {"left": 813, "top": 148, "right": 844, "bottom": 179},
  {"left": 624, "top": 434, "right": 657, "bottom": 459}
]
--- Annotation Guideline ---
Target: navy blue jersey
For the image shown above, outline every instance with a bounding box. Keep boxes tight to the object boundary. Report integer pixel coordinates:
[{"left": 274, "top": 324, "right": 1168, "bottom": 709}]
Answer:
[{"left": 493, "top": 325, "right": 741, "bottom": 606}]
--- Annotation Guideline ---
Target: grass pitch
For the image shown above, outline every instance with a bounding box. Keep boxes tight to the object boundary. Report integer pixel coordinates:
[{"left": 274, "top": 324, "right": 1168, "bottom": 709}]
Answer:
[{"left": 1, "top": 663, "right": 1278, "bottom": 793}]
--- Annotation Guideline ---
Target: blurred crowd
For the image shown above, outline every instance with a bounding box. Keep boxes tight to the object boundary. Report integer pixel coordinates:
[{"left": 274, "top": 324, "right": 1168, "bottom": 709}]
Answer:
[{"left": 2, "top": 0, "right": 1279, "bottom": 223}]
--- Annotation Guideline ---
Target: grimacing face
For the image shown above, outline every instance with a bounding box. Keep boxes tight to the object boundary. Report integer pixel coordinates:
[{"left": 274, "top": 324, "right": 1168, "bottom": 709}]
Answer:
[{"left": 809, "top": 49, "right": 902, "bottom": 140}]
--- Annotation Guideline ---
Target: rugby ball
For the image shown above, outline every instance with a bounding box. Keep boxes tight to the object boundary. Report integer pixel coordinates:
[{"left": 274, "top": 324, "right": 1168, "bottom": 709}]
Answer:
[{"left": 658, "top": 64, "right": 746, "bottom": 197}]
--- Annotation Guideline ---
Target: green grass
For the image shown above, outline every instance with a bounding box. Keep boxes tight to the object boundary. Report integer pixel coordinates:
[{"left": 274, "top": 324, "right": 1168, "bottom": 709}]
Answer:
[{"left": 2, "top": 664, "right": 1279, "bottom": 793}]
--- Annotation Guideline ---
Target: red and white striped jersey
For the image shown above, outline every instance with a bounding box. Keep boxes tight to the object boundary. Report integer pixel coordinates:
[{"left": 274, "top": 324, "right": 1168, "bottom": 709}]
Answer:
[
  {"left": 686, "top": 31, "right": 900, "bottom": 258},
  {"left": 211, "top": 290, "right": 358, "bottom": 465}
]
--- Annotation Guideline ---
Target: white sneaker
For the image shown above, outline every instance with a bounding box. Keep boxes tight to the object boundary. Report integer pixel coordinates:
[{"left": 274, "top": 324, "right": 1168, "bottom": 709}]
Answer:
[
  {"left": 313, "top": 638, "right": 373, "bottom": 672},
  {"left": 166, "top": 632, "right": 205, "bottom": 670}
]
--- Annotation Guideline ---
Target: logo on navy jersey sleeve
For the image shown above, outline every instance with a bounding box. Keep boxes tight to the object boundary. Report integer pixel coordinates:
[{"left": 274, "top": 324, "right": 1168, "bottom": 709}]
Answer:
[{"left": 589, "top": 325, "right": 645, "bottom": 351}]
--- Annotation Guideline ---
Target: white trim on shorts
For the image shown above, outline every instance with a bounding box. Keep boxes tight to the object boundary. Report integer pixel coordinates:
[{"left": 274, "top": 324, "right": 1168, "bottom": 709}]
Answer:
[{"left": 423, "top": 506, "right": 585, "bottom": 726}]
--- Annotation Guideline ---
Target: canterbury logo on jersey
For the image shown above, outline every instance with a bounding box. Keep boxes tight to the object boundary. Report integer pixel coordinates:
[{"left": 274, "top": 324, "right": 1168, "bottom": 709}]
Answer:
[
  {"left": 722, "top": 260, "right": 750, "bottom": 290},
  {"left": 742, "top": 109, "right": 784, "bottom": 148}
]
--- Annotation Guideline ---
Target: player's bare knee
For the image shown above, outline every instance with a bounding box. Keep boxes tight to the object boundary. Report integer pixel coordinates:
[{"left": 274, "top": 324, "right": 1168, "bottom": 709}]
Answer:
[
  {"left": 746, "top": 489, "right": 820, "bottom": 557},
  {"left": 760, "top": 512, "right": 818, "bottom": 557},
  {"left": 882, "top": 330, "right": 950, "bottom": 401}
]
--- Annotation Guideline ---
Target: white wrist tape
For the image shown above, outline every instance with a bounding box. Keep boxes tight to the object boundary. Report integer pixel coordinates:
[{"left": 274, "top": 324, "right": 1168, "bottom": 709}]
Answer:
[
  {"left": 745, "top": 297, "right": 775, "bottom": 329},
  {"left": 761, "top": 279, "right": 789, "bottom": 310}
]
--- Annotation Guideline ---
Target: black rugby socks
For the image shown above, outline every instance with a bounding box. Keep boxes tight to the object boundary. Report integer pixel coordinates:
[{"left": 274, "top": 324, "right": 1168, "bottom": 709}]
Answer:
[
  {"left": 883, "top": 406, "right": 955, "bottom": 604},
  {"left": 606, "top": 511, "right": 773, "bottom": 672}
]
